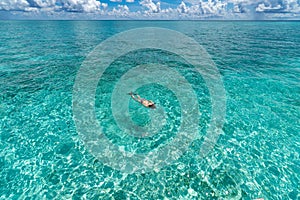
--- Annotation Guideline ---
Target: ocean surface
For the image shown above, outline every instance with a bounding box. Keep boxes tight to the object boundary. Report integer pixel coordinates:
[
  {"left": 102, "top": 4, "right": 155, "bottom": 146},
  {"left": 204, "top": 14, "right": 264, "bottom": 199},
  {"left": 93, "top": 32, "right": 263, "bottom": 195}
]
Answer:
[{"left": 0, "top": 21, "right": 299, "bottom": 199}]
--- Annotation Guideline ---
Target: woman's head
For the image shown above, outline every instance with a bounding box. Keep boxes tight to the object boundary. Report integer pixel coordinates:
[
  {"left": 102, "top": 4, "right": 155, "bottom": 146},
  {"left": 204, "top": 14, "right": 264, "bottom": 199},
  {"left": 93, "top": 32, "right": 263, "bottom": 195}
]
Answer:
[{"left": 148, "top": 101, "right": 156, "bottom": 109}]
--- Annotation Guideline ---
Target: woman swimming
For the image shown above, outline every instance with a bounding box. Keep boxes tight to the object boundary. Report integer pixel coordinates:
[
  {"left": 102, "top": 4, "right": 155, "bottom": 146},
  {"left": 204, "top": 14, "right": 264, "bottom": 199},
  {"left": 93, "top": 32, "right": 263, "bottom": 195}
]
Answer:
[{"left": 129, "top": 92, "right": 156, "bottom": 109}]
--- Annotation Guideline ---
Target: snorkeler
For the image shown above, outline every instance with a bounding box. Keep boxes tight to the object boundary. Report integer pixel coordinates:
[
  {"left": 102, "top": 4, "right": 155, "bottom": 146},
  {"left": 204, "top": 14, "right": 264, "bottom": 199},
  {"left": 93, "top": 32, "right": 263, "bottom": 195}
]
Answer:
[{"left": 129, "top": 92, "right": 156, "bottom": 109}]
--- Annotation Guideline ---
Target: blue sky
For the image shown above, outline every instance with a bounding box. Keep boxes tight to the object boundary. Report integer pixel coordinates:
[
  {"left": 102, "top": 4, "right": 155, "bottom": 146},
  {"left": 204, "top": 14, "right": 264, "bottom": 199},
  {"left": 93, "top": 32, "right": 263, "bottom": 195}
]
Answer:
[{"left": 1, "top": 0, "right": 300, "bottom": 20}]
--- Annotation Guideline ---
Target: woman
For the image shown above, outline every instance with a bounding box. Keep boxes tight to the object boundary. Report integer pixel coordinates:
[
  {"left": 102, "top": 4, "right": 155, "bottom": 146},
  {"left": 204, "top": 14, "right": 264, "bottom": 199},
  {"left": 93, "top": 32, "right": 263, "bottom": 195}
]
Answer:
[{"left": 129, "top": 92, "right": 156, "bottom": 109}]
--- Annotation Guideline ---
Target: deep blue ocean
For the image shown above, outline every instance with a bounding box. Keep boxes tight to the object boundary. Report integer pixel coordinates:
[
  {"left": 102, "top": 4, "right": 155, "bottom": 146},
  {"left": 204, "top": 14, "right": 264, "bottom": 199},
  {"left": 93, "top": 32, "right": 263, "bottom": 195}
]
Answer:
[{"left": 0, "top": 21, "right": 299, "bottom": 199}]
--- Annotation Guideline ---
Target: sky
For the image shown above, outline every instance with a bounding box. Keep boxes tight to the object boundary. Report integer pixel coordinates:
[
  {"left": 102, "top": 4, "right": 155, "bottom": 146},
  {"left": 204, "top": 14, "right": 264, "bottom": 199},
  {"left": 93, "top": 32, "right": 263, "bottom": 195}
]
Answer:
[{"left": 0, "top": 0, "right": 300, "bottom": 20}]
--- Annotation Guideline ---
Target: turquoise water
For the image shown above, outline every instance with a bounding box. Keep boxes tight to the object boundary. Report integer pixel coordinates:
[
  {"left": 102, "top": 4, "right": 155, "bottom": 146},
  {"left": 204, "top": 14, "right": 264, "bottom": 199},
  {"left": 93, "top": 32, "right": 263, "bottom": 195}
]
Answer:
[{"left": 1, "top": 21, "right": 299, "bottom": 199}]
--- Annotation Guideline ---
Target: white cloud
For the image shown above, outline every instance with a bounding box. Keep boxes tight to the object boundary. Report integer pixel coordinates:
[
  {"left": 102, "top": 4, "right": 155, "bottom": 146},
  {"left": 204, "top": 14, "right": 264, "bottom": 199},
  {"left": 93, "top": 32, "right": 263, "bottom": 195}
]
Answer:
[
  {"left": 109, "top": 4, "right": 130, "bottom": 16},
  {"left": 252, "top": 0, "right": 300, "bottom": 13},
  {"left": 0, "top": 0, "right": 29, "bottom": 11},
  {"left": 32, "top": 0, "right": 56, "bottom": 8},
  {"left": 1, "top": 0, "right": 300, "bottom": 19},
  {"left": 101, "top": 2, "right": 108, "bottom": 9},
  {"left": 140, "top": 0, "right": 161, "bottom": 13},
  {"left": 118, "top": 4, "right": 129, "bottom": 12},
  {"left": 24, "top": 7, "right": 39, "bottom": 12},
  {"left": 282, "top": 0, "right": 300, "bottom": 13},
  {"left": 256, "top": 3, "right": 282, "bottom": 12},
  {"left": 233, "top": 4, "right": 242, "bottom": 13},
  {"left": 60, "top": 0, "right": 101, "bottom": 12},
  {"left": 228, "top": 0, "right": 261, "bottom": 5},
  {"left": 228, "top": 0, "right": 300, "bottom": 14},
  {"left": 176, "top": 0, "right": 227, "bottom": 16},
  {"left": 177, "top": 1, "right": 188, "bottom": 13},
  {"left": 228, "top": 0, "right": 262, "bottom": 13},
  {"left": 200, "top": 0, "right": 227, "bottom": 15},
  {"left": 0, "top": 0, "right": 105, "bottom": 13}
]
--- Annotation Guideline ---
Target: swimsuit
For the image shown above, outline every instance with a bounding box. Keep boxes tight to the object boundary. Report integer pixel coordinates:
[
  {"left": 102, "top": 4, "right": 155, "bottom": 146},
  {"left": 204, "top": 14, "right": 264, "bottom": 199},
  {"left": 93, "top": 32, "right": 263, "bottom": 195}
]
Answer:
[{"left": 140, "top": 98, "right": 146, "bottom": 104}]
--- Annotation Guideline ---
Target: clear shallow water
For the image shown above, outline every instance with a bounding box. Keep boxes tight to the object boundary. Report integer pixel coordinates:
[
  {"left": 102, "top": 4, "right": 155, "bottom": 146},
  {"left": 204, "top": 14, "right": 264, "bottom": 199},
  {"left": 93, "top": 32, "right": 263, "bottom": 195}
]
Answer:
[{"left": 0, "top": 21, "right": 299, "bottom": 199}]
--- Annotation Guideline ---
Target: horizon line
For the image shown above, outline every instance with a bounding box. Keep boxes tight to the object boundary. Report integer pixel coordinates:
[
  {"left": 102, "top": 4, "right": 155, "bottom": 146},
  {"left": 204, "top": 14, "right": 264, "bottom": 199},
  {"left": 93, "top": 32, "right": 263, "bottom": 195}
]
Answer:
[{"left": 1, "top": 19, "right": 300, "bottom": 21}]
